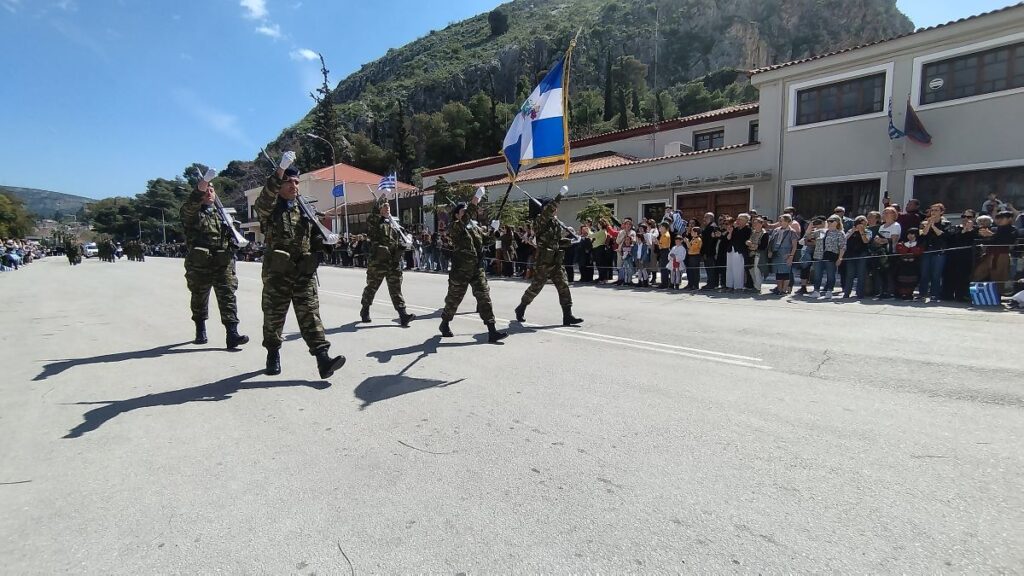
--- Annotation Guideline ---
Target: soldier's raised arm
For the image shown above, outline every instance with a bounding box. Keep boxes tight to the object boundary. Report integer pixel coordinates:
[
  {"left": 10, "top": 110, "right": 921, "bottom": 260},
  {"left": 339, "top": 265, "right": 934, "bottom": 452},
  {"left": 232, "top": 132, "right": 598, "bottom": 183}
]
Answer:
[
  {"left": 180, "top": 168, "right": 219, "bottom": 228},
  {"left": 254, "top": 151, "right": 296, "bottom": 221}
]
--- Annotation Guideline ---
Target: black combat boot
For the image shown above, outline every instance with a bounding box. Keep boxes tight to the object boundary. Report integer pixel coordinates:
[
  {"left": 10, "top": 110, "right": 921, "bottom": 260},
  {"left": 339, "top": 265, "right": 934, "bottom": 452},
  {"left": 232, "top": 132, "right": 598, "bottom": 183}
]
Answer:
[
  {"left": 514, "top": 303, "right": 527, "bottom": 322},
  {"left": 315, "top": 350, "right": 346, "bottom": 379},
  {"left": 193, "top": 320, "right": 208, "bottom": 345},
  {"left": 225, "top": 323, "right": 249, "bottom": 349},
  {"left": 561, "top": 305, "right": 583, "bottom": 326},
  {"left": 265, "top": 349, "right": 281, "bottom": 376},
  {"left": 487, "top": 323, "right": 508, "bottom": 344},
  {"left": 398, "top": 308, "right": 416, "bottom": 327},
  {"left": 359, "top": 305, "right": 371, "bottom": 323},
  {"left": 439, "top": 320, "right": 454, "bottom": 338}
]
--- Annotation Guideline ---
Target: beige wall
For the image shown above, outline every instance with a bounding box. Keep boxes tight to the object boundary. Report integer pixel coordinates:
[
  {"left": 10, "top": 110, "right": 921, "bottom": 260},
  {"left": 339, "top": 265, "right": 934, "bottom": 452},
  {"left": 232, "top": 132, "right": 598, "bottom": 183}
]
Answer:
[{"left": 753, "top": 8, "right": 1024, "bottom": 210}]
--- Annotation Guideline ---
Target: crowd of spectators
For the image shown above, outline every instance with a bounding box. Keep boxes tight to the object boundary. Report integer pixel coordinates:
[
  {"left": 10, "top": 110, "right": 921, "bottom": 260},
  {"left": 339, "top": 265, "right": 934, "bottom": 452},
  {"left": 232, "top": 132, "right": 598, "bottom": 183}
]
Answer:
[{"left": 1, "top": 238, "right": 44, "bottom": 272}]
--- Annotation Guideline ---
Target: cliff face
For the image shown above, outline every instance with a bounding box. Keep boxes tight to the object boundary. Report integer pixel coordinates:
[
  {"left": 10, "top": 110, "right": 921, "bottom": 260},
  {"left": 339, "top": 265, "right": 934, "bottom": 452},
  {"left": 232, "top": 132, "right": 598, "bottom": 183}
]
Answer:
[{"left": 324, "top": 0, "right": 913, "bottom": 114}]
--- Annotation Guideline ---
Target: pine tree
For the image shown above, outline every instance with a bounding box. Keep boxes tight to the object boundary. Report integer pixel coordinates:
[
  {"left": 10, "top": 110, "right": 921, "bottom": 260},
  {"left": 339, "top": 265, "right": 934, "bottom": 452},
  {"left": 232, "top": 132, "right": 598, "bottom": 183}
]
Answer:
[
  {"left": 302, "top": 53, "right": 342, "bottom": 171},
  {"left": 391, "top": 100, "right": 415, "bottom": 184},
  {"left": 602, "top": 50, "right": 614, "bottom": 122}
]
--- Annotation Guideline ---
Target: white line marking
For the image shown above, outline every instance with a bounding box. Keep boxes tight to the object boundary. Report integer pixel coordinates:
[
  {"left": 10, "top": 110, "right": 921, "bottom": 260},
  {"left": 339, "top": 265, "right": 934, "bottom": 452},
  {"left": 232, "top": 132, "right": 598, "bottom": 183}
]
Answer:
[{"left": 243, "top": 278, "right": 773, "bottom": 371}]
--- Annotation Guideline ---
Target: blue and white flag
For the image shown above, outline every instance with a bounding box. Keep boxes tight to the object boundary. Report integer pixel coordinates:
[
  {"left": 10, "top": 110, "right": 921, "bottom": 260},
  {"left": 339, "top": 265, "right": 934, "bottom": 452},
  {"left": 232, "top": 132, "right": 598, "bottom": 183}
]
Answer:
[
  {"left": 502, "top": 57, "right": 569, "bottom": 178},
  {"left": 332, "top": 183, "right": 346, "bottom": 198},
  {"left": 887, "top": 97, "right": 905, "bottom": 140},
  {"left": 378, "top": 173, "right": 397, "bottom": 191}
]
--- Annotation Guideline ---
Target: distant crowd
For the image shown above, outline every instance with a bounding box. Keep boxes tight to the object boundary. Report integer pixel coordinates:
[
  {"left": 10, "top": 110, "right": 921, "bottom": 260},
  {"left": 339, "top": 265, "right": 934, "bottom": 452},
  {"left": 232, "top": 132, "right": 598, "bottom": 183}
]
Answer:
[{"left": 1, "top": 238, "right": 44, "bottom": 272}]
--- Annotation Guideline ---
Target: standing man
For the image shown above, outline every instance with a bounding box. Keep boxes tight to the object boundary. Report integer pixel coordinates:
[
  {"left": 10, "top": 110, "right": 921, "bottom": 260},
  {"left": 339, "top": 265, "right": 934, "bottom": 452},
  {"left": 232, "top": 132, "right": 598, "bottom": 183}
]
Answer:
[
  {"left": 514, "top": 186, "right": 583, "bottom": 326},
  {"left": 254, "top": 151, "right": 345, "bottom": 379},
  {"left": 180, "top": 170, "right": 249, "bottom": 349},
  {"left": 439, "top": 188, "right": 507, "bottom": 343},
  {"left": 359, "top": 196, "right": 414, "bottom": 327}
]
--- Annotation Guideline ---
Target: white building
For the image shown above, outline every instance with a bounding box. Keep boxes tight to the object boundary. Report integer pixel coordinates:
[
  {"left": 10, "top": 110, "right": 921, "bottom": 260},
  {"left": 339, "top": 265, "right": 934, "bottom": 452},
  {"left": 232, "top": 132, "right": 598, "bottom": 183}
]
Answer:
[{"left": 422, "top": 3, "right": 1024, "bottom": 224}]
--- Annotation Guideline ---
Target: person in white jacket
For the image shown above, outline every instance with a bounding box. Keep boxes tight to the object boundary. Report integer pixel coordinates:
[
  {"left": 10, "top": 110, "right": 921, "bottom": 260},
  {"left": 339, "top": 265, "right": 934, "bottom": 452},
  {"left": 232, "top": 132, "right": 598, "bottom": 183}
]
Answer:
[{"left": 667, "top": 236, "right": 688, "bottom": 290}]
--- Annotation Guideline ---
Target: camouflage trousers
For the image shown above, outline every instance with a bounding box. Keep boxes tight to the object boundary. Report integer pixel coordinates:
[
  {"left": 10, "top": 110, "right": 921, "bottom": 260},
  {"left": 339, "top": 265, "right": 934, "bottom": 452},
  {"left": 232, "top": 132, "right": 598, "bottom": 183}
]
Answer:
[
  {"left": 520, "top": 260, "right": 572, "bottom": 307},
  {"left": 442, "top": 261, "right": 495, "bottom": 324},
  {"left": 361, "top": 258, "right": 406, "bottom": 310},
  {"left": 185, "top": 261, "right": 239, "bottom": 325},
  {"left": 261, "top": 266, "right": 329, "bottom": 354}
]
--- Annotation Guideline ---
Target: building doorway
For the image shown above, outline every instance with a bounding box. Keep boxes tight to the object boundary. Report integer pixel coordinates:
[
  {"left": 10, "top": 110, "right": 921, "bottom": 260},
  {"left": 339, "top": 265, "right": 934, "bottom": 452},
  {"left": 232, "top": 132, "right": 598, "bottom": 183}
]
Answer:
[{"left": 675, "top": 188, "right": 752, "bottom": 223}]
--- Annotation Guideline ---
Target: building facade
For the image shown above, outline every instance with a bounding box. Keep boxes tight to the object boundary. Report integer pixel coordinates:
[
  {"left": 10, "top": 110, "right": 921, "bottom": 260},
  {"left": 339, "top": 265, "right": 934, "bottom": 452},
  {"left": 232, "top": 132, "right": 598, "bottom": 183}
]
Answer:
[{"left": 422, "top": 4, "right": 1024, "bottom": 225}]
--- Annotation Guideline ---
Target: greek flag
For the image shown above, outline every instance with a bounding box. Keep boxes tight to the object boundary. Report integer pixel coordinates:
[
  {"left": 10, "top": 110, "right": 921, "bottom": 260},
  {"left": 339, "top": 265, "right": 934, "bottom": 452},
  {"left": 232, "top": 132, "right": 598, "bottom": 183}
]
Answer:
[
  {"left": 502, "top": 56, "right": 569, "bottom": 178},
  {"left": 887, "top": 97, "right": 905, "bottom": 140},
  {"left": 378, "top": 173, "right": 397, "bottom": 191}
]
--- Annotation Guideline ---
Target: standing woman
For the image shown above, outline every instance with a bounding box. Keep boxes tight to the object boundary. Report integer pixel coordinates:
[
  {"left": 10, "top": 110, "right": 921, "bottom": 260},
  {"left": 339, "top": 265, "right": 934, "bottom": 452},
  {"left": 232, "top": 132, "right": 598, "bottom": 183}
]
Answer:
[
  {"left": 768, "top": 214, "right": 798, "bottom": 295},
  {"left": 746, "top": 216, "right": 768, "bottom": 292},
  {"left": 656, "top": 222, "right": 672, "bottom": 288},
  {"left": 576, "top": 224, "right": 594, "bottom": 282},
  {"left": 810, "top": 215, "right": 846, "bottom": 299},
  {"left": 725, "top": 214, "right": 751, "bottom": 291},
  {"left": 591, "top": 219, "right": 609, "bottom": 282}
]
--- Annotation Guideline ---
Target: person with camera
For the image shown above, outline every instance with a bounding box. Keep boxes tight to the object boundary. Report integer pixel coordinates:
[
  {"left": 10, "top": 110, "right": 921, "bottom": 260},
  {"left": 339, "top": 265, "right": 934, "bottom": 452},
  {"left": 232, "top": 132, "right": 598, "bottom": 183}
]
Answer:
[
  {"left": 841, "top": 216, "right": 873, "bottom": 299},
  {"left": 180, "top": 168, "right": 249, "bottom": 349},
  {"left": 809, "top": 216, "right": 846, "bottom": 299}
]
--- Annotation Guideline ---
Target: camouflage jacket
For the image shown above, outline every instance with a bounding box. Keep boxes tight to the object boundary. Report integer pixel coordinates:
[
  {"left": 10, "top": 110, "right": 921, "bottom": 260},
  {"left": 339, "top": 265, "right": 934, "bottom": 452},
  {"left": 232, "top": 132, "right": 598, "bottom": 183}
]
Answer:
[
  {"left": 253, "top": 173, "right": 314, "bottom": 257},
  {"left": 534, "top": 193, "right": 568, "bottom": 253},
  {"left": 366, "top": 211, "right": 404, "bottom": 259},
  {"left": 449, "top": 202, "right": 486, "bottom": 266},
  {"left": 180, "top": 187, "right": 229, "bottom": 251}
]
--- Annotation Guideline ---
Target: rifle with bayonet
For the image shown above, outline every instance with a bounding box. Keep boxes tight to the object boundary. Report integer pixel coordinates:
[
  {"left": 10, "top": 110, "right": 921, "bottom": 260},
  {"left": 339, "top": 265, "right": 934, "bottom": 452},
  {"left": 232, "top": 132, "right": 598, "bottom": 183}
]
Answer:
[
  {"left": 259, "top": 148, "right": 339, "bottom": 245},
  {"left": 197, "top": 168, "right": 249, "bottom": 249},
  {"left": 517, "top": 184, "right": 581, "bottom": 243}
]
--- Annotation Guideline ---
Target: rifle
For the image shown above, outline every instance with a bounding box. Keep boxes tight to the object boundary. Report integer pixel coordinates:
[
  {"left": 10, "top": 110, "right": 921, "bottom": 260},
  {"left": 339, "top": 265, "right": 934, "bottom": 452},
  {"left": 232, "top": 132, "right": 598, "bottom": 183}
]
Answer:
[
  {"left": 516, "top": 184, "right": 581, "bottom": 243},
  {"left": 259, "top": 148, "right": 339, "bottom": 245},
  {"left": 213, "top": 196, "right": 249, "bottom": 248},
  {"left": 365, "top": 184, "right": 414, "bottom": 249}
]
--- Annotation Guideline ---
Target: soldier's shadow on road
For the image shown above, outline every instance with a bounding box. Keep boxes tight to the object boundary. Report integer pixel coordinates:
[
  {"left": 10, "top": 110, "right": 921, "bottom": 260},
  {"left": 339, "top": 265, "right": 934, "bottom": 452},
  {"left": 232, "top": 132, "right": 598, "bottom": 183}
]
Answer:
[
  {"left": 62, "top": 370, "right": 329, "bottom": 439},
  {"left": 355, "top": 334, "right": 476, "bottom": 409},
  {"left": 34, "top": 342, "right": 222, "bottom": 382},
  {"left": 283, "top": 311, "right": 444, "bottom": 343}
]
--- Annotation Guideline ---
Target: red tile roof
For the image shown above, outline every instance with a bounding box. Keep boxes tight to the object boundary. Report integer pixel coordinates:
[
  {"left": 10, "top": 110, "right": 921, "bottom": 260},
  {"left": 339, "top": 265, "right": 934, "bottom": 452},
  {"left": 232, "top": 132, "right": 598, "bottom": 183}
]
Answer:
[
  {"left": 750, "top": 3, "right": 1024, "bottom": 75},
  {"left": 305, "top": 162, "right": 416, "bottom": 191},
  {"left": 421, "top": 103, "right": 759, "bottom": 177},
  {"left": 475, "top": 143, "right": 759, "bottom": 187}
]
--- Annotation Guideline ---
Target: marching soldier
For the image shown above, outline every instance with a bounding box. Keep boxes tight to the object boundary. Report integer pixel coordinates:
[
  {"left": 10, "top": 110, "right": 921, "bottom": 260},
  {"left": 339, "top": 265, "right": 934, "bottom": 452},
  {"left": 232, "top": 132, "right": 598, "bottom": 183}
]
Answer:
[
  {"left": 514, "top": 187, "right": 584, "bottom": 326},
  {"left": 359, "top": 195, "right": 415, "bottom": 327},
  {"left": 254, "top": 151, "right": 345, "bottom": 379},
  {"left": 180, "top": 170, "right": 249, "bottom": 349},
  {"left": 439, "top": 188, "right": 507, "bottom": 343},
  {"left": 64, "top": 238, "right": 81, "bottom": 266}
]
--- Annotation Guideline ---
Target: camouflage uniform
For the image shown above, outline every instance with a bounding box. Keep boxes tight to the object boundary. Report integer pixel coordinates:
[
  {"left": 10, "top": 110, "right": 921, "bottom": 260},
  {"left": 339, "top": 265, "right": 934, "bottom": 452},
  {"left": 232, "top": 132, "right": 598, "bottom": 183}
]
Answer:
[
  {"left": 519, "top": 193, "right": 573, "bottom": 307},
  {"left": 441, "top": 202, "right": 495, "bottom": 324},
  {"left": 180, "top": 187, "right": 239, "bottom": 326},
  {"left": 65, "top": 240, "right": 80, "bottom": 265},
  {"left": 254, "top": 173, "right": 330, "bottom": 355},
  {"left": 360, "top": 201, "right": 408, "bottom": 311}
]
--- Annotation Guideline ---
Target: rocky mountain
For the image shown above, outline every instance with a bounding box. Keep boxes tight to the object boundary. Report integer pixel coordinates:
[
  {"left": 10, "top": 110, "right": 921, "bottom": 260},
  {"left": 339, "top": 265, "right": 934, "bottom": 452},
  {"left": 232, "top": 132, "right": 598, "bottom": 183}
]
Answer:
[
  {"left": 0, "top": 186, "right": 94, "bottom": 220},
  {"left": 243, "top": 0, "right": 913, "bottom": 183}
]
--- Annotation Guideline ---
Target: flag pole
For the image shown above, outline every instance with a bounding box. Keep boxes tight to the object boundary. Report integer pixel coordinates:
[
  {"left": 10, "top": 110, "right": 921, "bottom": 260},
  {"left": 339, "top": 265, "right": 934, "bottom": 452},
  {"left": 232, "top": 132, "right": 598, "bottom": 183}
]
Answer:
[
  {"left": 562, "top": 27, "right": 582, "bottom": 179},
  {"left": 343, "top": 180, "right": 349, "bottom": 238}
]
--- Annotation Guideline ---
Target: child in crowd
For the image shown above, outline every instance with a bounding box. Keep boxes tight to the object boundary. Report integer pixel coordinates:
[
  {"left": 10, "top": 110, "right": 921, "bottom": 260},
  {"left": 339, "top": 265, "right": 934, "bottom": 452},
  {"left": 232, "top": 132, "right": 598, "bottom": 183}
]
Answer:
[
  {"left": 635, "top": 224, "right": 653, "bottom": 288},
  {"left": 668, "top": 235, "right": 687, "bottom": 290},
  {"left": 683, "top": 226, "right": 703, "bottom": 290},
  {"left": 894, "top": 228, "right": 924, "bottom": 300}
]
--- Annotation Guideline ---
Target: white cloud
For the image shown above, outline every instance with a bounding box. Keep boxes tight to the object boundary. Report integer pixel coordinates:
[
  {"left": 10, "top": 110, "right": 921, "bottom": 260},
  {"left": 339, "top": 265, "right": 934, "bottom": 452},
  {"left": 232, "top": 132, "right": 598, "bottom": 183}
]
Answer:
[
  {"left": 55, "top": 0, "right": 77, "bottom": 12},
  {"left": 255, "top": 23, "right": 281, "bottom": 38},
  {"left": 51, "top": 19, "right": 109, "bottom": 63},
  {"left": 289, "top": 48, "right": 318, "bottom": 61},
  {"left": 1, "top": 0, "right": 21, "bottom": 14},
  {"left": 291, "top": 2, "right": 302, "bottom": 8},
  {"left": 173, "top": 89, "right": 254, "bottom": 149},
  {"left": 239, "top": 0, "right": 267, "bottom": 20}
]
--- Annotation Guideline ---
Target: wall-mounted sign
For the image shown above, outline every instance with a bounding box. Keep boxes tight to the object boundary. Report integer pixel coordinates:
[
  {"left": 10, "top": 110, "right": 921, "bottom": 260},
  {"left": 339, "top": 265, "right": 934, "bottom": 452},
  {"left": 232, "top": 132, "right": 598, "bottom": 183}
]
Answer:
[{"left": 928, "top": 77, "right": 945, "bottom": 91}]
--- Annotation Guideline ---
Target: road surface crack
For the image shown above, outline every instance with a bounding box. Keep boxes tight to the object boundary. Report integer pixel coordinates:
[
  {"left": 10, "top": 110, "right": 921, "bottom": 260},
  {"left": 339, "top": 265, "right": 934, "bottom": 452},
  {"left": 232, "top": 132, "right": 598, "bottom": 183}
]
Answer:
[{"left": 808, "top": 349, "right": 833, "bottom": 378}]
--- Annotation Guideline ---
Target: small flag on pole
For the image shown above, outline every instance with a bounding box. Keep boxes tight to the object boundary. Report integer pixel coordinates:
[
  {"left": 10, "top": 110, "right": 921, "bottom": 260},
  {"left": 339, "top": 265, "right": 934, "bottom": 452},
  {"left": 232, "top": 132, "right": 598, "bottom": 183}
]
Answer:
[
  {"left": 887, "top": 97, "right": 905, "bottom": 140},
  {"left": 903, "top": 100, "right": 932, "bottom": 146},
  {"left": 377, "top": 173, "right": 397, "bottom": 191},
  {"left": 332, "top": 183, "right": 345, "bottom": 198}
]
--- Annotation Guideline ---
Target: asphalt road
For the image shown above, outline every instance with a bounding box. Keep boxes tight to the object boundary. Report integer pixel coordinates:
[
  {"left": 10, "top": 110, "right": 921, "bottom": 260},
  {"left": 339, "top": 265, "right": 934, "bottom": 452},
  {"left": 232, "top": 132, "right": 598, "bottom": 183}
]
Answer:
[{"left": 1, "top": 256, "right": 1022, "bottom": 574}]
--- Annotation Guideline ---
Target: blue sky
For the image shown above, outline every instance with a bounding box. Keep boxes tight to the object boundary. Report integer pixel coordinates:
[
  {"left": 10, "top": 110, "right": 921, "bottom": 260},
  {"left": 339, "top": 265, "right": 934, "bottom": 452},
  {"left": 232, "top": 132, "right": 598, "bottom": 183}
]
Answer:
[{"left": 0, "top": 0, "right": 1016, "bottom": 199}]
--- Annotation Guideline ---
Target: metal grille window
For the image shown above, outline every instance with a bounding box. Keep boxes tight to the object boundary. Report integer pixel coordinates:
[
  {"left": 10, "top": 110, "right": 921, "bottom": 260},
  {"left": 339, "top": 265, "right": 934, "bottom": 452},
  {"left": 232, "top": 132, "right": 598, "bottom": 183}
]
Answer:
[
  {"left": 795, "top": 73, "right": 885, "bottom": 126},
  {"left": 922, "top": 41, "right": 1024, "bottom": 104},
  {"left": 792, "top": 179, "right": 881, "bottom": 218},
  {"left": 748, "top": 121, "right": 759, "bottom": 143},
  {"left": 693, "top": 129, "right": 724, "bottom": 151}
]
